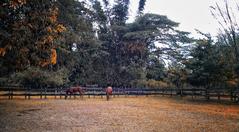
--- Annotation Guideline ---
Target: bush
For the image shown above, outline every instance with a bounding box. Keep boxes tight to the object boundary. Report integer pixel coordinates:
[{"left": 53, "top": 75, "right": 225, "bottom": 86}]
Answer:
[
  {"left": 9, "top": 67, "right": 69, "bottom": 87},
  {"left": 130, "top": 79, "right": 147, "bottom": 88},
  {"left": 0, "top": 77, "right": 8, "bottom": 86},
  {"left": 130, "top": 79, "right": 169, "bottom": 88},
  {"left": 146, "top": 79, "right": 169, "bottom": 88}
]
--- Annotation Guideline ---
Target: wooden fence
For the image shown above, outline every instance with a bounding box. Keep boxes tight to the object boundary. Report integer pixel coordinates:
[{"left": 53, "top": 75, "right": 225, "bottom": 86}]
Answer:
[{"left": 0, "top": 86, "right": 238, "bottom": 102}]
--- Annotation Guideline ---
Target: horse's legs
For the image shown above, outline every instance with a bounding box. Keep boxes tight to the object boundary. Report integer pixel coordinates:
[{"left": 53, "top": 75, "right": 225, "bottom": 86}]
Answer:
[
  {"left": 79, "top": 92, "right": 82, "bottom": 99},
  {"left": 79, "top": 90, "right": 84, "bottom": 99},
  {"left": 79, "top": 91, "right": 81, "bottom": 99},
  {"left": 106, "top": 93, "right": 109, "bottom": 101},
  {"left": 65, "top": 92, "right": 68, "bottom": 99}
]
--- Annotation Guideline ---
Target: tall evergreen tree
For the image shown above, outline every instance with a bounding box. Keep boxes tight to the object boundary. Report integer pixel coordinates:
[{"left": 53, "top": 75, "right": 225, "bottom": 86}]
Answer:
[{"left": 137, "top": 0, "right": 146, "bottom": 16}]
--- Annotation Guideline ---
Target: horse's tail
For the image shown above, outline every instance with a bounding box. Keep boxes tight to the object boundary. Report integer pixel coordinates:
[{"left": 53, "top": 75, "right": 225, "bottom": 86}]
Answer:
[{"left": 106, "top": 92, "right": 110, "bottom": 101}]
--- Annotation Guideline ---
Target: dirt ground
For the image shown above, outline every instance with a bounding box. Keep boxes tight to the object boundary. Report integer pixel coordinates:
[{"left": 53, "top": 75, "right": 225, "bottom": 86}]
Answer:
[{"left": 0, "top": 96, "right": 238, "bottom": 132}]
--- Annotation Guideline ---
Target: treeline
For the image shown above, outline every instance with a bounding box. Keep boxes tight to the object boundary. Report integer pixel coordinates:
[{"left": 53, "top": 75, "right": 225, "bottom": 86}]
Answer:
[{"left": 0, "top": 0, "right": 238, "bottom": 92}]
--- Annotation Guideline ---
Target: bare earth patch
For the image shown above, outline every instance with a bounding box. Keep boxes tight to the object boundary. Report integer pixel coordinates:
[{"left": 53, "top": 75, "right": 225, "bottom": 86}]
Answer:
[{"left": 0, "top": 96, "right": 238, "bottom": 132}]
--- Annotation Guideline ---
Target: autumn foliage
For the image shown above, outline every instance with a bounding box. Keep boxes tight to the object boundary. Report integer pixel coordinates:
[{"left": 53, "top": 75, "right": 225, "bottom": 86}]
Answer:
[
  {"left": 0, "top": 0, "right": 66, "bottom": 70},
  {"left": 39, "top": 49, "right": 57, "bottom": 67},
  {"left": 0, "top": 48, "right": 6, "bottom": 57},
  {"left": 9, "top": 0, "right": 27, "bottom": 9}
]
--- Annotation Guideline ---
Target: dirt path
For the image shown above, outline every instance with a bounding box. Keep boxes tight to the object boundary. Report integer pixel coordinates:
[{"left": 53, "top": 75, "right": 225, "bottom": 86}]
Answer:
[{"left": 0, "top": 97, "right": 238, "bottom": 132}]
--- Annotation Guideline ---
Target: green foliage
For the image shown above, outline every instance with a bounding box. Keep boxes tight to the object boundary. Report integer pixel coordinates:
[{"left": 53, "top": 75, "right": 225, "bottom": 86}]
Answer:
[
  {"left": 67, "top": 2, "right": 190, "bottom": 87},
  {"left": 92, "top": 0, "right": 107, "bottom": 24},
  {"left": 111, "top": 0, "right": 130, "bottom": 25},
  {"left": 146, "top": 56, "right": 166, "bottom": 81},
  {"left": 185, "top": 35, "right": 238, "bottom": 90},
  {"left": 137, "top": 0, "right": 146, "bottom": 15},
  {"left": 146, "top": 80, "right": 169, "bottom": 88},
  {"left": 9, "top": 67, "right": 69, "bottom": 87},
  {"left": 0, "top": 0, "right": 193, "bottom": 88},
  {"left": 0, "top": 0, "right": 65, "bottom": 73},
  {"left": 130, "top": 79, "right": 169, "bottom": 88}
]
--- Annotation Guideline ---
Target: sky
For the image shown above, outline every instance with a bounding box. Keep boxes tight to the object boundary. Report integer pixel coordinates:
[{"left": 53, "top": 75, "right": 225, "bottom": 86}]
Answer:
[{"left": 128, "top": 0, "right": 239, "bottom": 38}]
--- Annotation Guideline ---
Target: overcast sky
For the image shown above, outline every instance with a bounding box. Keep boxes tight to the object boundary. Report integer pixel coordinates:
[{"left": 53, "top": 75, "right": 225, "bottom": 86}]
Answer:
[{"left": 128, "top": 0, "right": 239, "bottom": 37}]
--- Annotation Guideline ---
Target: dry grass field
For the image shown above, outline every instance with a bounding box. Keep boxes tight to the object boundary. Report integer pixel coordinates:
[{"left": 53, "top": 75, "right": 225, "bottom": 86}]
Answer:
[{"left": 0, "top": 96, "right": 238, "bottom": 132}]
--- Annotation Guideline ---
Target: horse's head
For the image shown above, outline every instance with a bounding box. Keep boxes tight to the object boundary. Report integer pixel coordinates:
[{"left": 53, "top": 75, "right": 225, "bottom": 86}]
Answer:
[
  {"left": 77, "top": 87, "right": 85, "bottom": 94},
  {"left": 65, "top": 87, "right": 73, "bottom": 94}
]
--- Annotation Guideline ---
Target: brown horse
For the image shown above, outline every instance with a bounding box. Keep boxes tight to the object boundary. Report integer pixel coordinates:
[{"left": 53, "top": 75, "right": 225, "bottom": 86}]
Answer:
[
  {"left": 65, "top": 86, "right": 85, "bottom": 99},
  {"left": 105, "top": 86, "right": 113, "bottom": 101}
]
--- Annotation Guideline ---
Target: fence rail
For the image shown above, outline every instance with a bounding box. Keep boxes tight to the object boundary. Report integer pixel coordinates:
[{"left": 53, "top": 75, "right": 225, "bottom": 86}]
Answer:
[{"left": 0, "top": 86, "right": 238, "bottom": 102}]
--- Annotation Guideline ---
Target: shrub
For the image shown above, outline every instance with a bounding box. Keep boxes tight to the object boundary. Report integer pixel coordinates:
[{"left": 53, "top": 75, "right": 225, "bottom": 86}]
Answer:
[
  {"left": 9, "top": 67, "right": 69, "bottom": 87},
  {"left": 130, "top": 79, "right": 169, "bottom": 88}
]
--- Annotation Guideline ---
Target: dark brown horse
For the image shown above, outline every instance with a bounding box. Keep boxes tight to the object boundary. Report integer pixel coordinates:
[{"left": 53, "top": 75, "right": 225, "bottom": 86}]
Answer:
[
  {"left": 105, "top": 86, "right": 113, "bottom": 101},
  {"left": 65, "top": 86, "right": 85, "bottom": 99}
]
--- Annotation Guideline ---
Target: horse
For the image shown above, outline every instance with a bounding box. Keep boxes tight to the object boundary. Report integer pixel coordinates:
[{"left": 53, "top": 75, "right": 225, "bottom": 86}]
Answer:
[
  {"left": 105, "top": 86, "right": 113, "bottom": 101},
  {"left": 65, "top": 86, "right": 85, "bottom": 99}
]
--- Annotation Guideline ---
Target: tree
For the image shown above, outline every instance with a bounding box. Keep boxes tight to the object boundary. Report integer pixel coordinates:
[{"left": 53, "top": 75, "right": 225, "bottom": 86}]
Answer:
[
  {"left": 185, "top": 34, "right": 237, "bottom": 91},
  {"left": 0, "top": 0, "right": 66, "bottom": 75},
  {"left": 111, "top": 0, "right": 130, "bottom": 26},
  {"left": 0, "top": 0, "right": 192, "bottom": 88},
  {"left": 205, "top": 0, "right": 239, "bottom": 90},
  {"left": 210, "top": 0, "right": 239, "bottom": 60},
  {"left": 98, "top": 11, "right": 191, "bottom": 86},
  {"left": 56, "top": 0, "right": 106, "bottom": 85},
  {"left": 137, "top": 0, "right": 146, "bottom": 16}
]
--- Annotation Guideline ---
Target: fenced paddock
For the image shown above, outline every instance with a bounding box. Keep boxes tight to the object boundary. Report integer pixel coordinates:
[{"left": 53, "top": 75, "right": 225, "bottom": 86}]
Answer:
[
  {"left": 0, "top": 86, "right": 239, "bottom": 131},
  {"left": 0, "top": 97, "right": 238, "bottom": 132},
  {"left": 0, "top": 85, "right": 238, "bottom": 103}
]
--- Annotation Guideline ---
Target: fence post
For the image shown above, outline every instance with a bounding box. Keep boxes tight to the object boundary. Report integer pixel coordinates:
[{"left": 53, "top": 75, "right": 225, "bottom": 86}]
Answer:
[
  {"left": 234, "top": 91, "right": 238, "bottom": 102},
  {"left": 180, "top": 88, "right": 183, "bottom": 98},
  {"left": 153, "top": 89, "right": 156, "bottom": 97},
  {"left": 206, "top": 89, "right": 210, "bottom": 100},
  {"left": 235, "top": 91, "right": 238, "bottom": 102},
  {"left": 60, "top": 87, "right": 62, "bottom": 99},
  {"left": 113, "top": 88, "right": 116, "bottom": 98},
  {"left": 162, "top": 88, "right": 164, "bottom": 97},
  {"left": 170, "top": 88, "right": 173, "bottom": 97},
  {"left": 40, "top": 87, "right": 43, "bottom": 99},
  {"left": 140, "top": 88, "right": 142, "bottom": 97},
  {"left": 8, "top": 87, "right": 10, "bottom": 100},
  {"left": 146, "top": 88, "right": 148, "bottom": 97},
  {"left": 11, "top": 87, "right": 13, "bottom": 99},
  {"left": 124, "top": 87, "right": 126, "bottom": 98},
  {"left": 217, "top": 91, "right": 220, "bottom": 101},
  {"left": 9, "top": 87, "right": 13, "bottom": 100},
  {"left": 44, "top": 87, "right": 47, "bottom": 99},
  {"left": 205, "top": 89, "right": 208, "bottom": 100},
  {"left": 118, "top": 88, "right": 120, "bottom": 97},
  {"left": 230, "top": 90, "right": 233, "bottom": 102},
  {"left": 88, "top": 88, "right": 90, "bottom": 98},
  {"left": 28, "top": 87, "right": 31, "bottom": 99},
  {"left": 192, "top": 89, "right": 194, "bottom": 100},
  {"left": 55, "top": 87, "right": 57, "bottom": 99},
  {"left": 136, "top": 88, "right": 138, "bottom": 97},
  {"left": 25, "top": 87, "right": 27, "bottom": 99}
]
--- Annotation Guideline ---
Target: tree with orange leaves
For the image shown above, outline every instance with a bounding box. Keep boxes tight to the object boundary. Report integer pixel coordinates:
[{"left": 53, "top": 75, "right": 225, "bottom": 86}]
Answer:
[{"left": 0, "top": 0, "right": 66, "bottom": 74}]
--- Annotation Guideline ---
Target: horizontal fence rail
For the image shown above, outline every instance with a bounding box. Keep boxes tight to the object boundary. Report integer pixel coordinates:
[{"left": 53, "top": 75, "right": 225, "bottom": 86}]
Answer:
[{"left": 0, "top": 86, "right": 238, "bottom": 102}]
